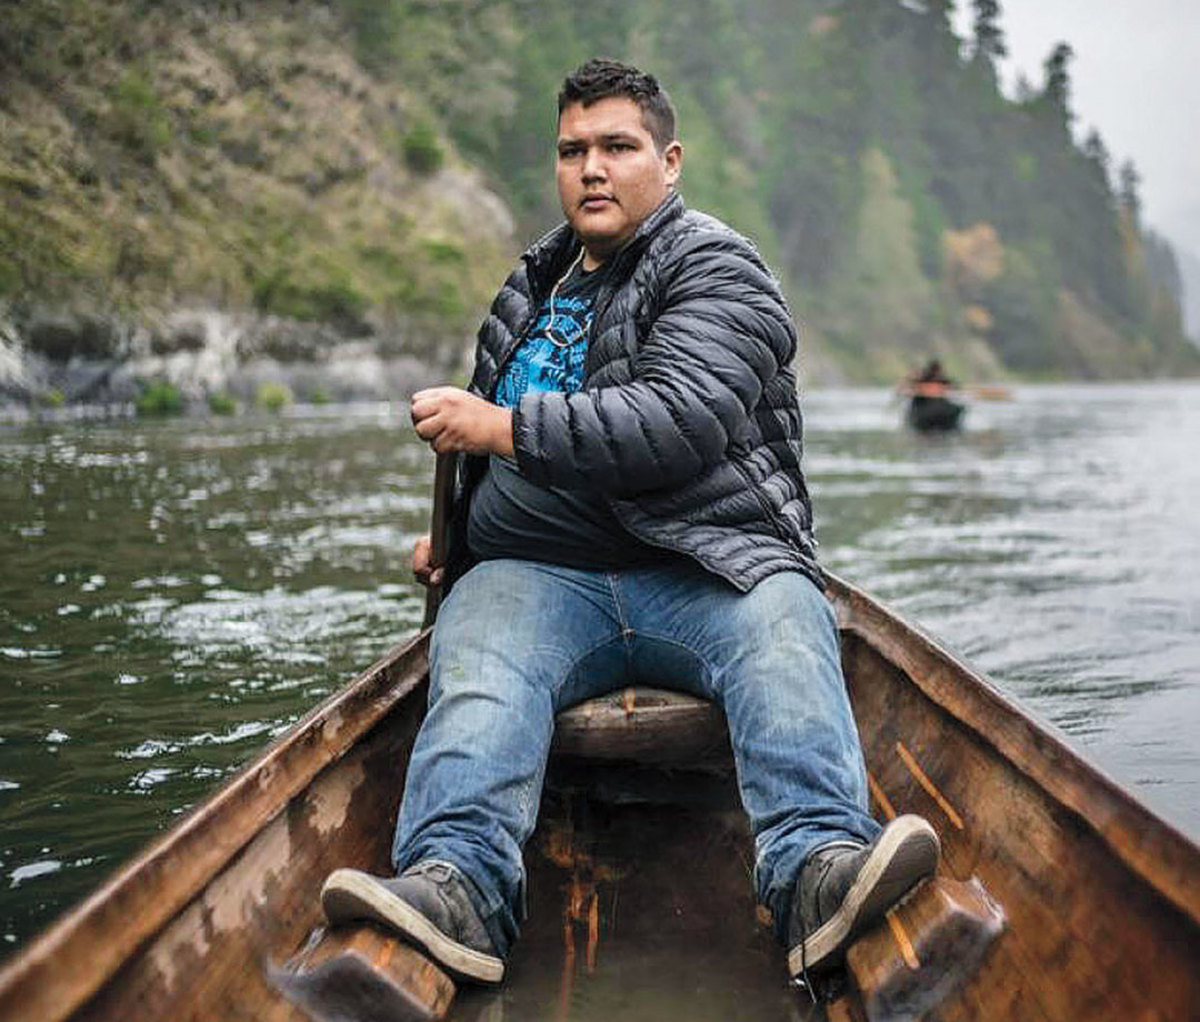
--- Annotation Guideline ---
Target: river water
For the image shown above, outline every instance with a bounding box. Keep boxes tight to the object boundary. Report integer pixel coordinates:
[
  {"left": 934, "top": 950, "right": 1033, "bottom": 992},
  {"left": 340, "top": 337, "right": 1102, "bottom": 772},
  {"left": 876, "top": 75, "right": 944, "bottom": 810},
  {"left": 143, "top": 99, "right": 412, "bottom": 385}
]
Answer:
[{"left": 1, "top": 382, "right": 1198, "bottom": 961}]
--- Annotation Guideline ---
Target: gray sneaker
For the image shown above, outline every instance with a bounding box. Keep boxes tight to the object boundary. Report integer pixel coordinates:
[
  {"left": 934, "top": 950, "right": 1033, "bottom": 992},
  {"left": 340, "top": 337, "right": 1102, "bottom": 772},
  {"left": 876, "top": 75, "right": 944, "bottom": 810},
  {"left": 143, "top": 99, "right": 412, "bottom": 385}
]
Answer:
[
  {"left": 321, "top": 860, "right": 505, "bottom": 984},
  {"left": 787, "top": 815, "right": 939, "bottom": 981}
]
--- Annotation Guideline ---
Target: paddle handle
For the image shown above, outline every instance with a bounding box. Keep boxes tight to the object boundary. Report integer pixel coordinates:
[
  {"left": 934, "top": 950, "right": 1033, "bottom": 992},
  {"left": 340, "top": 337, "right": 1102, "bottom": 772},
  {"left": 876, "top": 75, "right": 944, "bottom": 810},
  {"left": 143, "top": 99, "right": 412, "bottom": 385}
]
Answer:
[{"left": 421, "top": 452, "right": 457, "bottom": 629}]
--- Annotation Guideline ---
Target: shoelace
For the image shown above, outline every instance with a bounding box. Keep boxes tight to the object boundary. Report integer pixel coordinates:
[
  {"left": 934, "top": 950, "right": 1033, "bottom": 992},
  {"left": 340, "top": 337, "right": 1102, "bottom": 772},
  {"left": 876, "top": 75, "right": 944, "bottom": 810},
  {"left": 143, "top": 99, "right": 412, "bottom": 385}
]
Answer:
[{"left": 791, "top": 915, "right": 817, "bottom": 1003}]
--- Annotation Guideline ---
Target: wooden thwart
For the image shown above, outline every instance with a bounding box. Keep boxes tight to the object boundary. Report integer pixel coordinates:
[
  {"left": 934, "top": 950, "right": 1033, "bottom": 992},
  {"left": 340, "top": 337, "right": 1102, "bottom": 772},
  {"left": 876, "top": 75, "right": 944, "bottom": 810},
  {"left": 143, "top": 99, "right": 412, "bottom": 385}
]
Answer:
[
  {"left": 552, "top": 686, "right": 728, "bottom": 764},
  {"left": 270, "top": 925, "right": 456, "bottom": 1022}
]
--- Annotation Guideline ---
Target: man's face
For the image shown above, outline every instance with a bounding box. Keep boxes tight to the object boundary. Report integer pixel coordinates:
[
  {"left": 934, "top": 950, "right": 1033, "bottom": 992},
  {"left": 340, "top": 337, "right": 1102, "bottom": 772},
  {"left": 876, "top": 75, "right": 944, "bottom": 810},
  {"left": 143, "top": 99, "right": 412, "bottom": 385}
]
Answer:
[{"left": 556, "top": 97, "right": 682, "bottom": 269}]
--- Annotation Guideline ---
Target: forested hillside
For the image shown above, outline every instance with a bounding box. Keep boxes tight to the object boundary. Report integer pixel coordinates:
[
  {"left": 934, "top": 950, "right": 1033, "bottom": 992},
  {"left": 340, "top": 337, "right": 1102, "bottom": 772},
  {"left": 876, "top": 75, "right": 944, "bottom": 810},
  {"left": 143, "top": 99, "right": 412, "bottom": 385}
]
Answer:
[{"left": 3, "top": 0, "right": 1196, "bottom": 392}]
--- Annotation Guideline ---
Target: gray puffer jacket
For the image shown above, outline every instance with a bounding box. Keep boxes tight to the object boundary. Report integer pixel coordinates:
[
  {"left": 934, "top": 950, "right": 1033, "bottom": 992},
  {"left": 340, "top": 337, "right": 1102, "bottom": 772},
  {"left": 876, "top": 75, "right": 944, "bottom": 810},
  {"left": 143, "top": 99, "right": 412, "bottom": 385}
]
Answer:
[{"left": 447, "top": 192, "right": 821, "bottom": 593}]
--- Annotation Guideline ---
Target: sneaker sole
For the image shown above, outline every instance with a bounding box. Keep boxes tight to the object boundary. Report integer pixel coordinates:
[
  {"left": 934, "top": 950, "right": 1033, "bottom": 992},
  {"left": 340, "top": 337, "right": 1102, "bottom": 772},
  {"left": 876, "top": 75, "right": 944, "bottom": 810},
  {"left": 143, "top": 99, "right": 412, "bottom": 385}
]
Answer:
[
  {"left": 787, "top": 815, "right": 939, "bottom": 977},
  {"left": 321, "top": 868, "right": 505, "bottom": 985}
]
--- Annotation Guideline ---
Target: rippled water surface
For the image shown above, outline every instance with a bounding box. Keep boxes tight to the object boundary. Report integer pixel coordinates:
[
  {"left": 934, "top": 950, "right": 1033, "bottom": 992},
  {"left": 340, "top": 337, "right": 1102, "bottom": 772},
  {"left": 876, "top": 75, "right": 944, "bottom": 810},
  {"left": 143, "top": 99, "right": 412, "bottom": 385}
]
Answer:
[{"left": 2, "top": 383, "right": 1198, "bottom": 958}]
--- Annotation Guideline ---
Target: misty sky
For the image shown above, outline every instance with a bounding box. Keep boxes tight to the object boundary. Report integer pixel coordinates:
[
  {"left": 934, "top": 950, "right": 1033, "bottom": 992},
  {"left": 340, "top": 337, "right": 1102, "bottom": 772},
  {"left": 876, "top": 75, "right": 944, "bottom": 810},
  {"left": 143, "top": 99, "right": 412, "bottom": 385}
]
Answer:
[{"left": 951, "top": 0, "right": 1200, "bottom": 258}]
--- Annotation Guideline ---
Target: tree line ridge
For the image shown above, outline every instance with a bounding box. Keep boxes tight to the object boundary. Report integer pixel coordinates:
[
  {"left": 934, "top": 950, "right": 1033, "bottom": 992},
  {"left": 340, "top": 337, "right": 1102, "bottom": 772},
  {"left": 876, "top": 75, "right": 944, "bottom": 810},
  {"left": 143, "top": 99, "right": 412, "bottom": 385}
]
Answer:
[{"left": 1, "top": 0, "right": 1195, "bottom": 390}]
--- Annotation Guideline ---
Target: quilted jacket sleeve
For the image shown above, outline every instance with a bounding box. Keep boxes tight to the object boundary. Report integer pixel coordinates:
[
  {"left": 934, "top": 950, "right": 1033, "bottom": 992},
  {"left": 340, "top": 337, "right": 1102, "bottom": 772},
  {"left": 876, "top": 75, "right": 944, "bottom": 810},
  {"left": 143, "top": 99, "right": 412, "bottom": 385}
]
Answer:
[{"left": 511, "top": 228, "right": 797, "bottom": 496}]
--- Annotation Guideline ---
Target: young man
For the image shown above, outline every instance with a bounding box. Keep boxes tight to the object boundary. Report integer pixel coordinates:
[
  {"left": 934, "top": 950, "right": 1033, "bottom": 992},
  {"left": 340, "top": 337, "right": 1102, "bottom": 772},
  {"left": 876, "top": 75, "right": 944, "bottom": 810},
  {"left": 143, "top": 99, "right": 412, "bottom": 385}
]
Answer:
[{"left": 321, "top": 58, "right": 938, "bottom": 988}]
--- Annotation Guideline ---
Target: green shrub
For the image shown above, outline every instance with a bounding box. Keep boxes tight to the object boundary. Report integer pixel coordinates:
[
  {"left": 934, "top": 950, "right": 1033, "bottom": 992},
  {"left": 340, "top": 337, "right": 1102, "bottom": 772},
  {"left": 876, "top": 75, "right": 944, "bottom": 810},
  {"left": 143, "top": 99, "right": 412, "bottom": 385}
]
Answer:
[
  {"left": 186, "top": 122, "right": 219, "bottom": 147},
  {"left": 256, "top": 381, "right": 293, "bottom": 414},
  {"left": 0, "top": 251, "right": 23, "bottom": 295},
  {"left": 252, "top": 268, "right": 368, "bottom": 328},
  {"left": 308, "top": 386, "right": 331, "bottom": 405},
  {"left": 207, "top": 392, "right": 237, "bottom": 416},
  {"left": 108, "top": 70, "right": 171, "bottom": 162},
  {"left": 38, "top": 387, "right": 66, "bottom": 408},
  {"left": 402, "top": 122, "right": 444, "bottom": 175},
  {"left": 420, "top": 238, "right": 466, "bottom": 265},
  {"left": 135, "top": 380, "right": 184, "bottom": 417}
]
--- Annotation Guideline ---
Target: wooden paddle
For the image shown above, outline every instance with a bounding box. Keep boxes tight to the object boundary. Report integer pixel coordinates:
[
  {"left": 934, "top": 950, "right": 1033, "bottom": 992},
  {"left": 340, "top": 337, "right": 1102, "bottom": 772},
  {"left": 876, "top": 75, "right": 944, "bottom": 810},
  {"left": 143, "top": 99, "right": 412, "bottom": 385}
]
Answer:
[
  {"left": 421, "top": 452, "right": 458, "bottom": 630},
  {"left": 965, "top": 384, "right": 1013, "bottom": 401},
  {"left": 897, "top": 382, "right": 1014, "bottom": 401}
]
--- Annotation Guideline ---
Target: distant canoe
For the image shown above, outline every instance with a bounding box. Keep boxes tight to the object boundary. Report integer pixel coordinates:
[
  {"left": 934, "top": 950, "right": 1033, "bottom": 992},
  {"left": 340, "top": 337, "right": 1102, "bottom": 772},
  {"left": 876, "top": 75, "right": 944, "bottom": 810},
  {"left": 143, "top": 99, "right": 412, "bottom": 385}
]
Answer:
[
  {"left": 1, "top": 573, "right": 1197, "bottom": 1021},
  {"left": 907, "top": 393, "right": 966, "bottom": 431}
]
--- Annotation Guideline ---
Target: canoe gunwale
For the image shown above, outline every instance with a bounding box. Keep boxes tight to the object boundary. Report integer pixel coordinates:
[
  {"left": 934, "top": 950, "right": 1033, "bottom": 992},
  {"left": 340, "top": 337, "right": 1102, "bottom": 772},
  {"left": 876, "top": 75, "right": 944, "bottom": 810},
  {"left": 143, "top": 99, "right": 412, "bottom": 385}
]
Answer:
[
  {"left": 827, "top": 572, "right": 1200, "bottom": 928},
  {"left": 0, "top": 628, "right": 433, "bottom": 1022}
]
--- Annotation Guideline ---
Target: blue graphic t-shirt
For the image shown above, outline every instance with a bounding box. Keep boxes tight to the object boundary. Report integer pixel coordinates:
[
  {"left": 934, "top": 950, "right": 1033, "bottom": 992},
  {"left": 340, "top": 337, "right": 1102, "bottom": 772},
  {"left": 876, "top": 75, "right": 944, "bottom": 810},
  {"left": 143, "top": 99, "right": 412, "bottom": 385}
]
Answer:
[
  {"left": 468, "top": 261, "right": 671, "bottom": 570},
  {"left": 492, "top": 262, "right": 602, "bottom": 409}
]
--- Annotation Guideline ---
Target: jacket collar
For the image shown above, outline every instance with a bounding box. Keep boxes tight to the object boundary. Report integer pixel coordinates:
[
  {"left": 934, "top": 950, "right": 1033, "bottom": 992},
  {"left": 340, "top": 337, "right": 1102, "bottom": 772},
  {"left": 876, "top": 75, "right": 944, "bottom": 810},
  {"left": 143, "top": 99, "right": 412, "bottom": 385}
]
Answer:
[{"left": 522, "top": 191, "right": 686, "bottom": 294}]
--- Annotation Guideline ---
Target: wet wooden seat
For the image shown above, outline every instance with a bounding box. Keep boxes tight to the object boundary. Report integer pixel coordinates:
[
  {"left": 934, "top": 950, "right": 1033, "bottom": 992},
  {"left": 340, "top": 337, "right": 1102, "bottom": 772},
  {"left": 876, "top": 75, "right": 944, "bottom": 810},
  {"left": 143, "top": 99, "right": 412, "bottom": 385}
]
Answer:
[{"left": 552, "top": 686, "right": 729, "bottom": 765}]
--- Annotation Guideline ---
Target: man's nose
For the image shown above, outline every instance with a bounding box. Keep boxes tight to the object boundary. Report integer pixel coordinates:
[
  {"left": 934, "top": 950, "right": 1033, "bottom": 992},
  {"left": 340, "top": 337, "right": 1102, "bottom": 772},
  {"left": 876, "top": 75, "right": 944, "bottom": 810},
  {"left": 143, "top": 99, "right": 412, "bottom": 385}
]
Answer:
[{"left": 581, "top": 147, "right": 606, "bottom": 182}]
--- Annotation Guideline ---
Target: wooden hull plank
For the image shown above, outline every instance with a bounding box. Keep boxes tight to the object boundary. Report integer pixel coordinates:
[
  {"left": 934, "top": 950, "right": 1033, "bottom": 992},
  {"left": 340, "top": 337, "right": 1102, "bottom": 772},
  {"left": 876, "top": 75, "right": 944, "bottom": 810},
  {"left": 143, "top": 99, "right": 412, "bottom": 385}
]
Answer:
[
  {"left": 72, "top": 693, "right": 428, "bottom": 1021},
  {"left": 838, "top": 599, "right": 1200, "bottom": 1021},
  {"left": 829, "top": 575, "right": 1200, "bottom": 925}
]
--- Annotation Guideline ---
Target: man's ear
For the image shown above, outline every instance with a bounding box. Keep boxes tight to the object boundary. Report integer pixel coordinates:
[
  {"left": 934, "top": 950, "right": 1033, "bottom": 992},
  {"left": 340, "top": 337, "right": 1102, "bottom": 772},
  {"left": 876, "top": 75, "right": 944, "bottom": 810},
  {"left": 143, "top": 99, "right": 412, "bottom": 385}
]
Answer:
[{"left": 663, "top": 141, "right": 683, "bottom": 188}]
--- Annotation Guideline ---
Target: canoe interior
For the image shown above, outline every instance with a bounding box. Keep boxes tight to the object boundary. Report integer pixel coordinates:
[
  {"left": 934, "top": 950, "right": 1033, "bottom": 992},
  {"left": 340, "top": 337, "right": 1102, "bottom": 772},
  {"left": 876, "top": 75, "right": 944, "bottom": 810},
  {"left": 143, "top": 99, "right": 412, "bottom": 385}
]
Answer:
[
  {"left": 452, "top": 773, "right": 808, "bottom": 1022},
  {"left": 2, "top": 577, "right": 1198, "bottom": 1021}
]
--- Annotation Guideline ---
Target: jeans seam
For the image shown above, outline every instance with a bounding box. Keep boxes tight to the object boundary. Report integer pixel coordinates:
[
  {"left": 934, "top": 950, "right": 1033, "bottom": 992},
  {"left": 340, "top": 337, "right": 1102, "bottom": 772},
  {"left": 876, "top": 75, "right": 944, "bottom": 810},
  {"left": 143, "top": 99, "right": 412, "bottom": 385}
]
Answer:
[
  {"left": 605, "top": 573, "right": 634, "bottom": 657},
  {"left": 605, "top": 573, "right": 627, "bottom": 630}
]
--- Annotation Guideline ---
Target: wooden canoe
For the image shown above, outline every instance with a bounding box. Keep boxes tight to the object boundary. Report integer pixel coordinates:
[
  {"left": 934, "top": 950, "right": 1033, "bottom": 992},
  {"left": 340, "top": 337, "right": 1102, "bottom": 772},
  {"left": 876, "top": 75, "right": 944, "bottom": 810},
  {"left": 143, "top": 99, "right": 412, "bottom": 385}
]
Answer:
[
  {"left": 906, "top": 394, "right": 966, "bottom": 431},
  {"left": 1, "top": 573, "right": 1198, "bottom": 1021}
]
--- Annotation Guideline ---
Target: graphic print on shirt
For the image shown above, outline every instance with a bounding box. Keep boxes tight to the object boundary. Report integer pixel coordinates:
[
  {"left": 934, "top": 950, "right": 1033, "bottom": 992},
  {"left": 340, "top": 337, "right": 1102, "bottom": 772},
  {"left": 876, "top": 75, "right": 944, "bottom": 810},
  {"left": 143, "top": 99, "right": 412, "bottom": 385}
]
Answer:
[{"left": 493, "top": 292, "right": 594, "bottom": 409}]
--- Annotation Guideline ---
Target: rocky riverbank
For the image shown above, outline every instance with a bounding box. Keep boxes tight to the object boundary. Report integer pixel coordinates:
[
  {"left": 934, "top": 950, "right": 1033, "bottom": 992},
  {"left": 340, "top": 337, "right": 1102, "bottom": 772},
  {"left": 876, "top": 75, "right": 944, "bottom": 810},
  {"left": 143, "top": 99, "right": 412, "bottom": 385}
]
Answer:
[
  {"left": 0, "top": 302, "right": 470, "bottom": 416},
  {"left": 1, "top": 1, "right": 516, "bottom": 415}
]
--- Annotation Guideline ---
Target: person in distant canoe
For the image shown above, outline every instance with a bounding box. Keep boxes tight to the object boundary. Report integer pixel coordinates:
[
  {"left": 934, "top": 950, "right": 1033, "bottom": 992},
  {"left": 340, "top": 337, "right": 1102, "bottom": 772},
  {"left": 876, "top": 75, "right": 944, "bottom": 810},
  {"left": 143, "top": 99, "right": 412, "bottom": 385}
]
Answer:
[
  {"left": 903, "top": 358, "right": 957, "bottom": 395},
  {"left": 320, "top": 58, "right": 939, "bottom": 990},
  {"left": 916, "top": 359, "right": 953, "bottom": 385},
  {"left": 902, "top": 359, "right": 967, "bottom": 430}
]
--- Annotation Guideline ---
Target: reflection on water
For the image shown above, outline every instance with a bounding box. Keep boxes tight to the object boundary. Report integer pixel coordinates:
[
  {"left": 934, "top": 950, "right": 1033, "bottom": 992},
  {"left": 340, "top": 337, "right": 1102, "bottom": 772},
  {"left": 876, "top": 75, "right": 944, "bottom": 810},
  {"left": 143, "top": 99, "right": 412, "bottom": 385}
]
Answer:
[
  {"left": 2, "top": 384, "right": 1199, "bottom": 964},
  {"left": 0, "top": 406, "right": 430, "bottom": 956}
]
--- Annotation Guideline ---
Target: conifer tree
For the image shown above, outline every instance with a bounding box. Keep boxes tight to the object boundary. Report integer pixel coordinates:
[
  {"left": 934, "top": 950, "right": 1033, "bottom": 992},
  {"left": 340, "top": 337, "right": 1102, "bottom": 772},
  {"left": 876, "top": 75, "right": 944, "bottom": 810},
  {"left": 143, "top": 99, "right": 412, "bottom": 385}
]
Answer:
[
  {"left": 1082, "top": 129, "right": 1110, "bottom": 174},
  {"left": 1119, "top": 160, "right": 1143, "bottom": 224},
  {"left": 1042, "top": 42, "right": 1074, "bottom": 120},
  {"left": 1080, "top": 129, "right": 1115, "bottom": 216},
  {"left": 971, "top": 0, "right": 1007, "bottom": 62}
]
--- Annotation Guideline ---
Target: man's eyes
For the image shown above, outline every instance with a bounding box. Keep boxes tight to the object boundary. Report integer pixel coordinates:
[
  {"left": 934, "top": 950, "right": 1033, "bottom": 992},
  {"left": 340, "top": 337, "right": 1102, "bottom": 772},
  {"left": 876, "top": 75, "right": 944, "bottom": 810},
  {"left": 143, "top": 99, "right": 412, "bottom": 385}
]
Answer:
[{"left": 558, "top": 141, "right": 637, "bottom": 157}]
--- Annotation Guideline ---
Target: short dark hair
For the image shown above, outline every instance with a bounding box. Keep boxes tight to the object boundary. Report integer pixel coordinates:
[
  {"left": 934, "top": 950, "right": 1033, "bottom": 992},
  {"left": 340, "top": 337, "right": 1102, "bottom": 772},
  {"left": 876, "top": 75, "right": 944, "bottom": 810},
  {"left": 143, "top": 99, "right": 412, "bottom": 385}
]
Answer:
[{"left": 557, "top": 58, "right": 677, "bottom": 152}]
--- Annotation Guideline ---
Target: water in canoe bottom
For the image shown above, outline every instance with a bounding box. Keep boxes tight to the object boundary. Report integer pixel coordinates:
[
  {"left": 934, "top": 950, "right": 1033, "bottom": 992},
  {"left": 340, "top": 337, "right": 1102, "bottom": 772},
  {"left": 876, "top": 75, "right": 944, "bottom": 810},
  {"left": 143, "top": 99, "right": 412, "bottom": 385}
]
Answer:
[{"left": 453, "top": 763, "right": 814, "bottom": 1022}]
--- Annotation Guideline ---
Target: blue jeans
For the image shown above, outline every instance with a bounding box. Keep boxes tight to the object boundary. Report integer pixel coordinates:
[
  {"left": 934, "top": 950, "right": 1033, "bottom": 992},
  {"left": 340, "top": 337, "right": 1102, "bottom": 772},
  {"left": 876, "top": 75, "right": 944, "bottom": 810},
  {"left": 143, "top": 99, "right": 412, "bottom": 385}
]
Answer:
[{"left": 392, "top": 558, "right": 879, "bottom": 955}]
